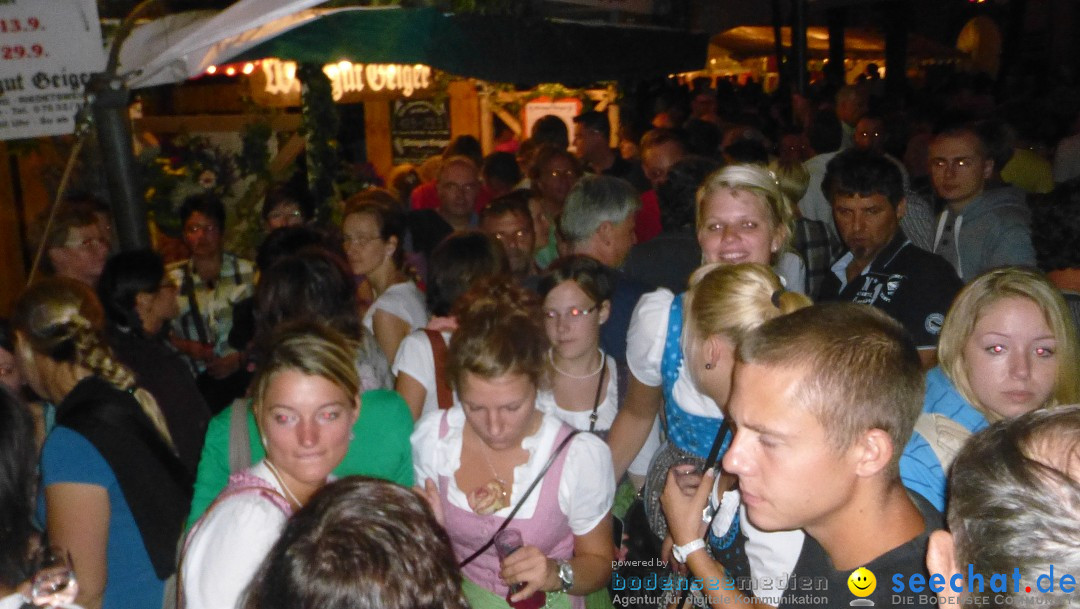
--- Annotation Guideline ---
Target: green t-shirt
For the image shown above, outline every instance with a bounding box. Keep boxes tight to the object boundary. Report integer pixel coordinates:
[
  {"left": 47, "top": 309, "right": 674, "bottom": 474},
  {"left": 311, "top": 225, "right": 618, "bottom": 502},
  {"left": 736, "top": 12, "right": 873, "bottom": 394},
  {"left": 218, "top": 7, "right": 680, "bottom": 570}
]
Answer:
[{"left": 186, "top": 388, "right": 414, "bottom": 528}]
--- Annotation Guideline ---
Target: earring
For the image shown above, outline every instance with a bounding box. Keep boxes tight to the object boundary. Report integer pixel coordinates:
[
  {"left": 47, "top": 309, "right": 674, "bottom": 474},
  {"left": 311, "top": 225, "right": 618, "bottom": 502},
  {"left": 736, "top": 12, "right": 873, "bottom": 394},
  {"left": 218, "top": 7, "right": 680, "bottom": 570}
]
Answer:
[
  {"left": 261, "top": 436, "right": 268, "bottom": 448},
  {"left": 705, "top": 362, "right": 713, "bottom": 370},
  {"left": 349, "top": 431, "right": 356, "bottom": 441}
]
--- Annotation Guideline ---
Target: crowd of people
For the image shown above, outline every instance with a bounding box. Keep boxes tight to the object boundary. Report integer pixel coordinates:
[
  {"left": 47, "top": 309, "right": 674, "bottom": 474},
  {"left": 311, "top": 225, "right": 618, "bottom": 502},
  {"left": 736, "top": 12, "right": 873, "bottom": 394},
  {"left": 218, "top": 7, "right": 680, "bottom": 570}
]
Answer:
[{"left": 1, "top": 75, "right": 1079, "bottom": 609}]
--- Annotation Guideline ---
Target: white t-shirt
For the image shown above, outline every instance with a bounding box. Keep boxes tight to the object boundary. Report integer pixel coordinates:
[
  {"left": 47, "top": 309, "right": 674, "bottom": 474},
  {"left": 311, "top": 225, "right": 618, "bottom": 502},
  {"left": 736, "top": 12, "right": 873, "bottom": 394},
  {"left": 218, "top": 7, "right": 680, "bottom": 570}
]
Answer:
[
  {"left": 535, "top": 357, "right": 661, "bottom": 477},
  {"left": 362, "top": 281, "right": 429, "bottom": 334},
  {"left": 412, "top": 407, "right": 615, "bottom": 535},
  {"left": 773, "top": 252, "right": 807, "bottom": 296},
  {"left": 393, "top": 329, "right": 458, "bottom": 418},
  {"left": 626, "top": 289, "right": 722, "bottom": 419},
  {"left": 181, "top": 461, "right": 290, "bottom": 609}
]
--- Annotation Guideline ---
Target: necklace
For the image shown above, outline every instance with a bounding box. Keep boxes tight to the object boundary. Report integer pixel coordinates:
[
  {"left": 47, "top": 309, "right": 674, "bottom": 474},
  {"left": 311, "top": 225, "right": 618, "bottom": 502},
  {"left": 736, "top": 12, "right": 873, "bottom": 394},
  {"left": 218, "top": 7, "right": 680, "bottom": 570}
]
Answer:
[
  {"left": 477, "top": 443, "right": 510, "bottom": 501},
  {"left": 263, "top": 459, "right": 303, "bottom": 508},
  {"left": 549, "top": 347, "right": 605, "bottom": 379}
]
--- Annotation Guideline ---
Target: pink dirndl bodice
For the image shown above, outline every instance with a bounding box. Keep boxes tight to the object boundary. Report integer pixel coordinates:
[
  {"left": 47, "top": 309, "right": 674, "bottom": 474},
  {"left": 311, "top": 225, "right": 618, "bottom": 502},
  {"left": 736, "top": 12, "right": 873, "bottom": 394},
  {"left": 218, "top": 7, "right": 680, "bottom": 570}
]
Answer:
[{"left": 438, "top": 411, "right": 580, "bottom": 608}]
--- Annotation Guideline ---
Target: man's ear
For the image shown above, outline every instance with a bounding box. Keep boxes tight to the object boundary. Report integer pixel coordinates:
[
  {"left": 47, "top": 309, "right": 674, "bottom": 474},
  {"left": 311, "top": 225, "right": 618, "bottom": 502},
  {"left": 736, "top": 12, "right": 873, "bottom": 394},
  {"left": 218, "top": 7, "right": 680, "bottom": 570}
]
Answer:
[
  {"left": 982, "top": 158, "right": 994, "bottom": 180},
  {"left": 134, "top": 292, "right": 154, "bottom": 319},
  {"left": 896, "top": 198, "right": 908, "bottom": 220},
  {"left": 852, "top": 428, "right": 893, "bottom": 477},
  {"left": 927, "top": 530, "right": 964, "bottom": 605},
  {"left": 46, "top": 247, "right": 67, "bottom": 274},
  {"left": 597, "top": 220, "right": 615, "bottom": 246}
]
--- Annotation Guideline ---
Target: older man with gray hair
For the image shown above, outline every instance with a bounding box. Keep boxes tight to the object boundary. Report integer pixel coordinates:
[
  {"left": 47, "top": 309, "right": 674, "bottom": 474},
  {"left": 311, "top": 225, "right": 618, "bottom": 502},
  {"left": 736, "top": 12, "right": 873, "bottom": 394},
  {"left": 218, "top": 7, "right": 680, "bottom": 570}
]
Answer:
[
  {"left": 926, "top": 404, "right": 1080, "bottom": 609},
  {"left": 558, "top": 175, "right": 651, "bottom": 365}
]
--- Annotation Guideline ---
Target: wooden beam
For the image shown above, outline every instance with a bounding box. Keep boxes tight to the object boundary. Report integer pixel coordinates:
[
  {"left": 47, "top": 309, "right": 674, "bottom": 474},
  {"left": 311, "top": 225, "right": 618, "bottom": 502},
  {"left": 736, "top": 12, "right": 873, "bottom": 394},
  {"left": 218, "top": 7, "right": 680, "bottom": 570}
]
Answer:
[
  {"left": 133, "top": 114, "right": 301, "bottom": 134},
  {"left": 364, "top": 101, "right": 393, "bottom": 179}
]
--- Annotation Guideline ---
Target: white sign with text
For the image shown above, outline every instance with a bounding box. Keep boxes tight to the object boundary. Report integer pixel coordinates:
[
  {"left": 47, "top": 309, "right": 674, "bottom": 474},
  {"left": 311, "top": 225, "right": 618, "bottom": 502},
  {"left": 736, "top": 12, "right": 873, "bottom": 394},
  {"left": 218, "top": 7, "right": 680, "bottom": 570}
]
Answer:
[{"left": 0, "top": 0, "right": 106, "bottom": 140}]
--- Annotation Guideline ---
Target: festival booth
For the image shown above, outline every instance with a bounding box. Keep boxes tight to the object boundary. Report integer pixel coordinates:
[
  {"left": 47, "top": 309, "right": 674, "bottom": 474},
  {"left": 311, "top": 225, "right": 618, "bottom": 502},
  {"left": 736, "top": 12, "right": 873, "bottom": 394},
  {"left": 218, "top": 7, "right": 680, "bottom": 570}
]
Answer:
[{"left": 0, "top": 1, "right": 708, "bottom": 303}]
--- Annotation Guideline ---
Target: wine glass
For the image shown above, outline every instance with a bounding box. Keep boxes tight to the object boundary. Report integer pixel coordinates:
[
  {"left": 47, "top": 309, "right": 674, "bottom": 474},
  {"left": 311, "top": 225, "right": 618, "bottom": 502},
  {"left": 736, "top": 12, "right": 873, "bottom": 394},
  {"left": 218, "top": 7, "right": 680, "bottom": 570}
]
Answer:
[{"left": 30, "top": 546, "right": 78, "bottom": 608}]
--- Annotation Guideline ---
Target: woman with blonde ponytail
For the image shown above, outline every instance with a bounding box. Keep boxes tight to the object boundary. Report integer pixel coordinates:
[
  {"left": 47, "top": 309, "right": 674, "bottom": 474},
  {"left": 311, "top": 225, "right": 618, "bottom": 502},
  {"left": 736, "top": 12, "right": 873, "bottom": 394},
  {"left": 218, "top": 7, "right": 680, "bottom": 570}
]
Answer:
[{"left": 12, "top": 278, "right": 191, "bottom": 609}]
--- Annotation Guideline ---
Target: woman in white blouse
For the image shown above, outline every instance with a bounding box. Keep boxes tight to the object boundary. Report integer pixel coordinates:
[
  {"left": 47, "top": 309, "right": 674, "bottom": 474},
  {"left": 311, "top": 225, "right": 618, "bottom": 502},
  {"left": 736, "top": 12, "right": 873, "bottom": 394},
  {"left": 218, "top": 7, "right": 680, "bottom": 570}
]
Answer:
[
  {"left": 607, "top": 164, "right": 799, "bottom": 478},
  {"left": 413, "top": 278, "right": 614, "bottom": 609},
  {"left": 182, "top": 323, "right": 360, "bottom": 609},
  {"left": 342, "top": 197, "right": 428, "bottom": 362},
  {"left": 535, "top": 255, "right": 659, "bottom": 485}
]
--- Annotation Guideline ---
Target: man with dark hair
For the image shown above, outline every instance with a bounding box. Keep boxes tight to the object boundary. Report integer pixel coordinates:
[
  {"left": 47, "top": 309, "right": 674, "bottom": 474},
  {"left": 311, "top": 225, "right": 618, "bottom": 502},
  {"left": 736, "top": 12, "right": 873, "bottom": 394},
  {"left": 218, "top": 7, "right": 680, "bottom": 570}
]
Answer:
[
  {"left": 667, "top": 304, "right": 941, "bottom": 609},
  {"left": 820, "top": 149, "right": 961, "bottom": 368},
  {"left": 926, "top": 405, "right": 1080, "bottom": 609},
  {"left": 799, "top": 110, "right": 845, "bottom": 251},
  {"left": 573, "top": 111, "right": 650, "bottom": 193},
  {"left": 481, "top": 152, "right": 523, "bottom": 199},
  {"left": 479, "top": 190, "right": 538, "bottom": 285},
  {"left": 167, "top": 193, "right": 255, "bottom": 411},
  {"left": 928, "top": 124, "right": 1036, "bottom": 281},
  {"left": 532, "top": 114, "right": 571, "bottom": 150}
]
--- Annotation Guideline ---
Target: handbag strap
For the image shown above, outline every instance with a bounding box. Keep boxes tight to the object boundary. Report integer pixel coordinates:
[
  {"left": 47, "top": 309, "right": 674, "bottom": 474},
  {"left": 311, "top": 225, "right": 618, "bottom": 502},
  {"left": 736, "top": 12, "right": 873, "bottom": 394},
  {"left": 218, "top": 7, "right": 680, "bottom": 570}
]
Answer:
[
  {"left": 457, "top": 429, "right": 581, "bottom": 568},
  {"left": 425, "top": 329, "right": 454, "bottom": 409}
]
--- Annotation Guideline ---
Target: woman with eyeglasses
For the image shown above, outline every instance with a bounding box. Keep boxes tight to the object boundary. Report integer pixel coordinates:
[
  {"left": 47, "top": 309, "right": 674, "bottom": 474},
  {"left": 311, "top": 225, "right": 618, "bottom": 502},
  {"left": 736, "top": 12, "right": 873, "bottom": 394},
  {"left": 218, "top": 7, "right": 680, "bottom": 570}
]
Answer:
[
  {"left": 536, "top": 256, "right": 659, "bottom": 481},
  {"left": 341, "top": 197, "right": 429, "bottom": 363}
]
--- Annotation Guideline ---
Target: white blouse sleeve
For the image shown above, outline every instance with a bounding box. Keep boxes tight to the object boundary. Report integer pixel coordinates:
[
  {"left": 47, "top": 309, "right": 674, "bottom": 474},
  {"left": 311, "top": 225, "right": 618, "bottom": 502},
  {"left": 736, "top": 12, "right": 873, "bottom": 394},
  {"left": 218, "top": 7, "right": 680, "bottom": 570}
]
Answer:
[
  {"left": 411, "top": 409, "right": 443, "bottom": 488},
  {"left": 625, "top": 288, "right": 675, "bottom": 388},
  {"left": 557, "top": 432, "right": 616, "bottom": 535},
  {"left": 181, "top": 494, "right": 288, "bottom": 609}
]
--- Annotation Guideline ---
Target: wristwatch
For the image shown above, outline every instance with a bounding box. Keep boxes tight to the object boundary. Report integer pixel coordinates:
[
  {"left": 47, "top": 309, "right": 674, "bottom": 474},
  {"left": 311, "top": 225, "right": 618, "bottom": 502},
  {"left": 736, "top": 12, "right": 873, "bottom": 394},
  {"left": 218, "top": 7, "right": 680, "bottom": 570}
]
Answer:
[
  {"left": 672, "top": 538, "right": 706, "bottom": 563},
  {"left": 556, "top": 560, "right": 574, "bottom": 592}
]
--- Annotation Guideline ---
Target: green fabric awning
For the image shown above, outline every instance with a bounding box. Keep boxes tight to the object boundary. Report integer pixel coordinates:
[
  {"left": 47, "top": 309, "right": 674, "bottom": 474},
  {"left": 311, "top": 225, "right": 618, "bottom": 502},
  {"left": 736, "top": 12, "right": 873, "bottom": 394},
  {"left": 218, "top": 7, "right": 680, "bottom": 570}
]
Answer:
[{"left": 234, "top": 7, "right": 710, "bottom": 85}]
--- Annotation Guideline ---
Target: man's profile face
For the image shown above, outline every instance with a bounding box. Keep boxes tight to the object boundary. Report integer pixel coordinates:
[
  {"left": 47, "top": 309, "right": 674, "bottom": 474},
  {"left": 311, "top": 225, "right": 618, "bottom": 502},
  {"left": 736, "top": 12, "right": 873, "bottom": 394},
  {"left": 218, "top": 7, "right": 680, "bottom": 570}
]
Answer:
[
  {"left": 437, "top": 161, "right": 481, "bottom": 219},
  {"left": 928, "top": 132, "right": 992, "bottom": 209},
  {"left": 607, "top": 214, "right": 636, "bottom": 268},
  {"left": 573, "top": 125, "right": 606, "bottom": 160},
  {"left": 50, "top": 223, "right": 108, "bottom": 286},
  {"left": 482, "top": 211, "right": 535, "bottom": 275},
  {"left": 722, "top": 361, "right": 858, "bottom": 533},
  {"left": 642, "top": 140, "right": 685, "bottom": 190},
  {"left": 832, "top": 193, "right": 905, "bottom": 265}
]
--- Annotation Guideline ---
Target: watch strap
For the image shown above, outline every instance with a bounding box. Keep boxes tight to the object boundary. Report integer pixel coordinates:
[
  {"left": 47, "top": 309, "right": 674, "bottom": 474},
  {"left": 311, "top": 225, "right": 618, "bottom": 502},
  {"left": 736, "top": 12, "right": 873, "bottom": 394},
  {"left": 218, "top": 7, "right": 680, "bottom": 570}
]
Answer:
[{"left": 672, "top": 538, "right": 706, "bottom": 563}]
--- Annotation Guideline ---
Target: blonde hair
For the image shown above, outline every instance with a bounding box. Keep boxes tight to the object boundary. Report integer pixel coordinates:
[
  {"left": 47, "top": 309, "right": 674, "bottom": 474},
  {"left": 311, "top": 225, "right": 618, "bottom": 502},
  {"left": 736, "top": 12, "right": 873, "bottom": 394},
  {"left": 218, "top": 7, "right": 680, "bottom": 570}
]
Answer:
[
  {"left": 685, "top": 263, "right": 812, "bottom": 346},
  {"left": 250, "top": 322, "right": 360, "bottom": 424},
  {"left": 771, "top": 159, "right": 810, "bottom": 204},
  {"left": 12, "top": 278, "right": 174, "bottom": 446},
  {"left": 938, "top": 267, "right": 1080, "bottom": 421},
  {"left": 696, "top": 164, "right": 796, "bottom": 261}
]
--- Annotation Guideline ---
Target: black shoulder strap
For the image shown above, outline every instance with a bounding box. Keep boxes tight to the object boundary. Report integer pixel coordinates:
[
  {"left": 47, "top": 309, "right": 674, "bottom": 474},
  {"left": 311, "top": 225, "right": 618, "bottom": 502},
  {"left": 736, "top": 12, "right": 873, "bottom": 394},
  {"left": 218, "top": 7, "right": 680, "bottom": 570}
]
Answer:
[{"left": 457, "top": 430, "right": 580, "bottom": 568}]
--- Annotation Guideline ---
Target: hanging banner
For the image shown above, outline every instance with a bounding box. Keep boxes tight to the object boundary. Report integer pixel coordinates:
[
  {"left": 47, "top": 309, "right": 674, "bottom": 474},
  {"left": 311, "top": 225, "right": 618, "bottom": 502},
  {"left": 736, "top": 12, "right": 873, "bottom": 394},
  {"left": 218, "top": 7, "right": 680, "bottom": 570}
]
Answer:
[
  {"left": 391, "top": 98, "right": 450, "bottom": 165},
  {"left": 0, "top": 0, "right": 106, "bottom": 141}
]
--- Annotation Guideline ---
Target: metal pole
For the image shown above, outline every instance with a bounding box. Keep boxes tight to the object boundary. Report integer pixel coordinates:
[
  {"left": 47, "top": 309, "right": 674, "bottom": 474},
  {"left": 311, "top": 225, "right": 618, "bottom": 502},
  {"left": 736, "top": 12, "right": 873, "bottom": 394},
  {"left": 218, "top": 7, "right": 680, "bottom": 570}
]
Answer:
[
  {"left": 87, "top": 73, "right": 150, "bottom": 251},
  {"left": 827, "top": 7, "right": 847, "bottom": 88},
  {"left": 791, "top": 0, "right": 808, "bottom": 95},
  {"left": 772, "top": 0, "right": 787, "bottom": 92}
]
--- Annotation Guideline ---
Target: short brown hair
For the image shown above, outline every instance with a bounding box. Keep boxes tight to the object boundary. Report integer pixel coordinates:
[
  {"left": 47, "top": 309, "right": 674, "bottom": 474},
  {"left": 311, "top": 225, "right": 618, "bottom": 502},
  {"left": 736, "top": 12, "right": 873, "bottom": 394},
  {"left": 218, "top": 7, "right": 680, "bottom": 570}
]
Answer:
[{"left": 737, "top": 303, "right": 923, "bottom": 473}]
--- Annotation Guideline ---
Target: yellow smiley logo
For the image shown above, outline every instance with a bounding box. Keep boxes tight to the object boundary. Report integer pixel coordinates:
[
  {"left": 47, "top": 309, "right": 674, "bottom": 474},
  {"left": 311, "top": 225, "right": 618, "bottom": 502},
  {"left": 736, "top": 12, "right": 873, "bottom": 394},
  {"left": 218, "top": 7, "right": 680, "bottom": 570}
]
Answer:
[{"left": 847, "top": 567, "right": 876, "bottom": 597}]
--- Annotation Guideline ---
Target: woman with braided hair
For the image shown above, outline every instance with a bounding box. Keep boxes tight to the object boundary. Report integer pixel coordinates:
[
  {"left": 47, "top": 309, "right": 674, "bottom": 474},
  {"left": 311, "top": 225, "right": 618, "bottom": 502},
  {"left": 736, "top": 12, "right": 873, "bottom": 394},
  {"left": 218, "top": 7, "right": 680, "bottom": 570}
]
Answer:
[{"left": 12, "top": 278, "right": 191, "bottom": 609}]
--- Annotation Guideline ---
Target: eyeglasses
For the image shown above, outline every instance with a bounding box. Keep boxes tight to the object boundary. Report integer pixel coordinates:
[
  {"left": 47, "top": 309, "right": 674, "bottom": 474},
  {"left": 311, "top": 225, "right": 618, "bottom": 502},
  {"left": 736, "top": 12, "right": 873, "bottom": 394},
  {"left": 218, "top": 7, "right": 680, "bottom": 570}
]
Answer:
[
  {"left": 930, "top": 158, "right": 979, "bottom": 170},
  {"left": 438, "top": 182, "right": 480, "bottom": 196},
  {"left": 343, "top": 232, "right": 382, "bottom": 246},
  {"left": 184, "top": 223, "right": 220, "bottom": 235},
  {"left": 63, "top": 237, "right": 108, "bottom": 250},
  {"left": 267, "top": 209, "right": 304, "bottom": 221},
  {"left": 492, "top": 229, "right": 532, "bottom": 243},
  {"left": 546, "top": 169, "right": 578, "bottom": 180},
  {"left": 543, "top": 304, "right": 600, "bottom": 323}
]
